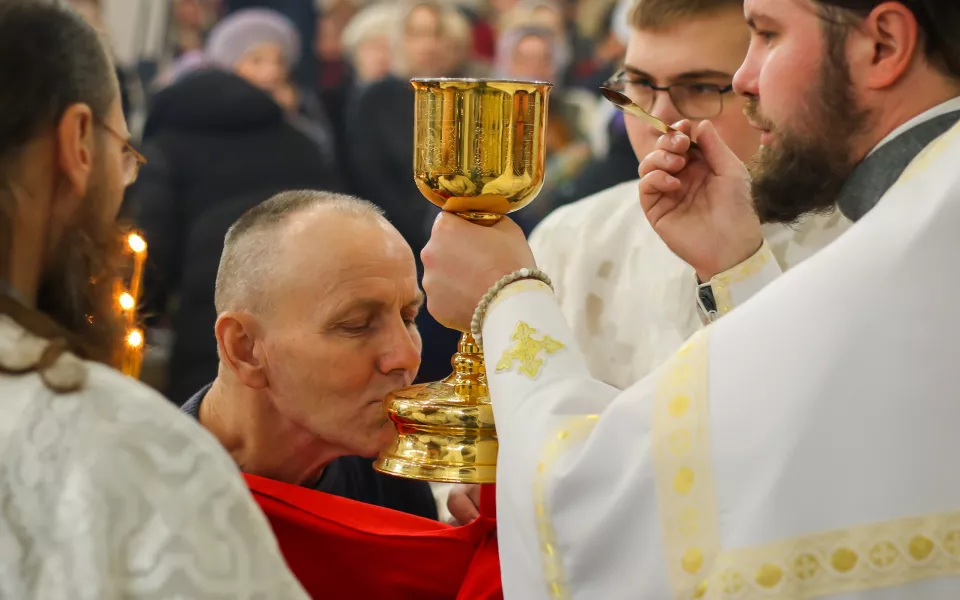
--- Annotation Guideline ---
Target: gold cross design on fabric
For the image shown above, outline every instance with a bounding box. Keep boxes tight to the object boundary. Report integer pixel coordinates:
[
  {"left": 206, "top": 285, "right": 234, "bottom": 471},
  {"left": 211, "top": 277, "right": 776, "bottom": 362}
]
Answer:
[{"left": 496, "top": 321, "right": 565, "bottom": 379}]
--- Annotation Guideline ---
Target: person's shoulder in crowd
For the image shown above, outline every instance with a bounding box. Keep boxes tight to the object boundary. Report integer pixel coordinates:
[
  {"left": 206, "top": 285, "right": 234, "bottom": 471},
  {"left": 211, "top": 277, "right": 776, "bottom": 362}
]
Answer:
[
  {"left": 762, "top": 209, "right": 852, "bottom": 270},
  {"left": 529, "top": 179, "right": 695, "bottom": 388},
  {"left": 530, "top": 178, "right": 650, "bottom": 278},
  {"left": 0, "top": 333, "right": 302, "bottom": 597},
  {"left": 143, "top": 69, "right": 285, "bottom": 139},
  {"left": 532, "top": 178, "right": 643, "bottom": 242}
]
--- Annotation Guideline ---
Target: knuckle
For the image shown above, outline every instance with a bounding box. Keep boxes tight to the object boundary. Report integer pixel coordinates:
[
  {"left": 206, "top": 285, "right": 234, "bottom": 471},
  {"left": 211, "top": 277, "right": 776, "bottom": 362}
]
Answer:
[{"left": 421, "top": 246, "right": 437, "bottom": 266}]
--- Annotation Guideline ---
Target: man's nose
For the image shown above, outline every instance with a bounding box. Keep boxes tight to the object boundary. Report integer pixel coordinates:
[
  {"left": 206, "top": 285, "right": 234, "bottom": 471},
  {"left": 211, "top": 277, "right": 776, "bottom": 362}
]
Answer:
[
  {"left": 379, "top": 318, "right": 422, "bottom": 375},
  {"left": 649, "top": 91, "right": 684, "bottom": 129},
  {"left": 734, "top": 44, "right": 760, "bottom": 99}
]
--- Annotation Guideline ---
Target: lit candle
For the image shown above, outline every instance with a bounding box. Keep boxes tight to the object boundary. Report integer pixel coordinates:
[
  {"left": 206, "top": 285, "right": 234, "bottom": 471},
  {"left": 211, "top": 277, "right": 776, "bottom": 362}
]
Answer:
[{"left": 120, "top": 232, "right": 148, "bottom": 379}]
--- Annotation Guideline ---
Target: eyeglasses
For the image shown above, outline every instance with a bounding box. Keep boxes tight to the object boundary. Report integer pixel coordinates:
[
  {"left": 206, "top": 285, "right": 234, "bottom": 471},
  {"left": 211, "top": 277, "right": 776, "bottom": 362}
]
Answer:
[
  {"left": 604, "top": 68, "right": 734, "bottom": 120},
  {"left": 98, "top": 122, "right": 147, "bottom": 186}
]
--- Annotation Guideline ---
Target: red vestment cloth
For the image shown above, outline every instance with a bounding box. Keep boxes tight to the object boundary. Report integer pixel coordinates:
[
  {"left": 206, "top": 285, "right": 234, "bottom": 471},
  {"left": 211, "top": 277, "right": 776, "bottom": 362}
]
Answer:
[{"left": 244, "top": 474, "right": 503, "bottom": 600}]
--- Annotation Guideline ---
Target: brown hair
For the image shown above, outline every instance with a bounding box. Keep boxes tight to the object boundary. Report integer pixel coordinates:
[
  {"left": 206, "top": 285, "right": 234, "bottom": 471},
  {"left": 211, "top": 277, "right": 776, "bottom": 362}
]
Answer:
[
  {"left": 629, "top": 0, "right": 743, "bottom": 31},
  {"left": 0, "top": 0, "right": 114, "bottom": 280}
]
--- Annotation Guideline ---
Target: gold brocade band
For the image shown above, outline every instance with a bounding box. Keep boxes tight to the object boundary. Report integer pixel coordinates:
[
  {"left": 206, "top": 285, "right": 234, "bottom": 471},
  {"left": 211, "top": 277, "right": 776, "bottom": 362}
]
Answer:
[
  {"left": 651, "top": 330, "right": 720, "bottom": 599},
  {"left": 534, "top": 415, "right": 599, "bottom": 600},
  {"left": 703, "top": 510, "right": 960, "bottom": 599}
]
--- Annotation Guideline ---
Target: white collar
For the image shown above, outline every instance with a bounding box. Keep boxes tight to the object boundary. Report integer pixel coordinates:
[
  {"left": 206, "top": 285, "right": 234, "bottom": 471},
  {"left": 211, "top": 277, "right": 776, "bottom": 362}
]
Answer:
[{"left": 868, "top": 95, "right": 960, "bottom": 157}]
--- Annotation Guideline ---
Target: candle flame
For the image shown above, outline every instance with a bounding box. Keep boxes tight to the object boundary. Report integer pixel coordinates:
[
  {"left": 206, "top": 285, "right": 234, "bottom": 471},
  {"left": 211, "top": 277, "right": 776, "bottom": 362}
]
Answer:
[
  {"left": 118, "top": 292, "right": 135, "bottom": 311},
  {"left": 126, "top": 329, "right": 144, "bottom": 349},
  {"left": 127, "top": 233, "right": 146, "bottom": 254}
]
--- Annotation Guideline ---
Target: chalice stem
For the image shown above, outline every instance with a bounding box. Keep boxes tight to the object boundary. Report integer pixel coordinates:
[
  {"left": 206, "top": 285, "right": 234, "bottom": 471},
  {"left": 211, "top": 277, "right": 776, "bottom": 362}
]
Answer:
[{"left": 447, "top": 332, "right": 489, "bottom": 404}]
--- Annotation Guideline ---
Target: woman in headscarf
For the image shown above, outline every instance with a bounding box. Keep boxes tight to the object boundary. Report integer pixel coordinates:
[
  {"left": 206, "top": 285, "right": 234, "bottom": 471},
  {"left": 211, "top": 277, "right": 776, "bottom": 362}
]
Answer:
[
  {"left": 205, "top": 8, "right": 337, "bottom": 170},
  {"left": 128, "top": 10, "right": 342, "bottom": 405},
  {"left": 492, "top": 22, "right": 596, "bottom": 233}
]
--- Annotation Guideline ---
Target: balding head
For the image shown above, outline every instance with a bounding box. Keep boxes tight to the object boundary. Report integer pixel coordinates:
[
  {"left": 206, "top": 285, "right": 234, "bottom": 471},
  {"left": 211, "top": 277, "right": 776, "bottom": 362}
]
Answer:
[{"left": 215, "top": 190, "right": 387, "bottom": 315}]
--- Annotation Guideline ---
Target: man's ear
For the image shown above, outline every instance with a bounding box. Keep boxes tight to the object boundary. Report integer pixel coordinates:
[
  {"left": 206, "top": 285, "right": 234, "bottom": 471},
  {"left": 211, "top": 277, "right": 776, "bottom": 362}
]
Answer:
[
  {"left": 851, "top": 2, "right": 920, "bottom": 90},
  {"left": 52, "top": 103, "right": 96, "bottom": 219},
  {"left": 215, "top": 312, "right": 269, "bottom": 390}
]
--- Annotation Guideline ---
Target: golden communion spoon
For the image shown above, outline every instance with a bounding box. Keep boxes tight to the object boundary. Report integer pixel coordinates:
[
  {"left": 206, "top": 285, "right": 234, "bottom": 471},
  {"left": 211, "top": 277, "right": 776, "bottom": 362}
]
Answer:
[{"left": 600, "top": 86, "right": 700, "bottom": 150}]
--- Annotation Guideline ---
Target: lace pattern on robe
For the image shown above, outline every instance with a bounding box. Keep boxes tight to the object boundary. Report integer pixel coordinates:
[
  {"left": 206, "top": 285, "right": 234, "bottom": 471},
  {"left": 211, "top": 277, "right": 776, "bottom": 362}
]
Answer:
[{"left": 0, "top": 316, "right": 307, "bottom": 599}]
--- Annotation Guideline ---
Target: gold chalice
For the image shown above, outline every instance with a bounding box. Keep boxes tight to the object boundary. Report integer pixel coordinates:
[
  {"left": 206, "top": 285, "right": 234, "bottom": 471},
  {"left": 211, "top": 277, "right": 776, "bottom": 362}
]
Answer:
[{"left": 374, "top": 78, "right": 551, "bottom": 484}]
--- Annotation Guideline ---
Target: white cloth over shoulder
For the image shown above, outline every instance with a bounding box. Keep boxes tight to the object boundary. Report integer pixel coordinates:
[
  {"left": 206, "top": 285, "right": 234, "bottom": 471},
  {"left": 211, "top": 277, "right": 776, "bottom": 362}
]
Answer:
[
  {"left": 487, "top": 124, "right": 960, "bottom": 599},
  {"left": 0, "top": 316, "right": 307, "bottom": 599},
  {"left": 529, "top": 180, "right": 850, "bottom": 388}
]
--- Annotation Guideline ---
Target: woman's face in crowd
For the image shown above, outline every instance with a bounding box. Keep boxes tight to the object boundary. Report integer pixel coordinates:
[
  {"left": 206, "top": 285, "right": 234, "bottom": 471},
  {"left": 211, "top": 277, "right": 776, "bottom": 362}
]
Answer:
[
  {"left": 403, "top": 5, "right": 447, "bottom": 78},
  {"left": 508, "top": 34, "right": 554, "bottom": 83},
  {"left": 235, "top": 42, "right": 290, "bottom": 94},
  {"left": 355, "top": 35, "right": 393, "bottom": 83}
]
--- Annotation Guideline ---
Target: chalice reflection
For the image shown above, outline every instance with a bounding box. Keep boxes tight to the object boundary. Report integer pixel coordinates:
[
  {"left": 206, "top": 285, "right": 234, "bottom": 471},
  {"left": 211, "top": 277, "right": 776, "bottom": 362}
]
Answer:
[{"left": 373, "top": 78, "right": 551, "bottom": 484}]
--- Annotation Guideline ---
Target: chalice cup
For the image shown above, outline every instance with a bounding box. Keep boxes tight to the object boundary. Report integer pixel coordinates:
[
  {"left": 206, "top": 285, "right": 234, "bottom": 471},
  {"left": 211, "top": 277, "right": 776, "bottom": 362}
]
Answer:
[{"left": 373, "top": 78, "right": 551, "bottom": 484}]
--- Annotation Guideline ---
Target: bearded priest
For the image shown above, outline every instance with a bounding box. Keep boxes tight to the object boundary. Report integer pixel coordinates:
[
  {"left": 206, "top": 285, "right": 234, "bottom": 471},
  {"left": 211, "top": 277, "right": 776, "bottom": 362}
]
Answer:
[{"left": 420, "top": 0, "right": 960, "bottom": 598}]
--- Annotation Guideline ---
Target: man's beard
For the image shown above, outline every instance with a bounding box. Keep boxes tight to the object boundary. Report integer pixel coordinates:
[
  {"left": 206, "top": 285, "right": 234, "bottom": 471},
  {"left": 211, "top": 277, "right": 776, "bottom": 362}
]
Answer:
[
  {"left": 746, "top": 29, "right": 872, "bottom": 225},
  {"left": 36, "top": 166, "right": 126, "bottom": 368}
]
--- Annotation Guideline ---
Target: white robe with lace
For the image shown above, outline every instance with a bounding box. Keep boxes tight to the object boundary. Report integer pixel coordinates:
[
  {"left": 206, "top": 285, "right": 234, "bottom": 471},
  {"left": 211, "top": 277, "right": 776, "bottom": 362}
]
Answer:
[
  {"left": 0, "top": 317, "right": 307, "bottom": 599},
  {"left": 485, "top": 122, "right": 960, "bottom": 599}
]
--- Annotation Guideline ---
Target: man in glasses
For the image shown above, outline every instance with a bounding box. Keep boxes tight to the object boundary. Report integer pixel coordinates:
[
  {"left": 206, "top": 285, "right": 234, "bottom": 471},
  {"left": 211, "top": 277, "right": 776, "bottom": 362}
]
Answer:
[{"left": 0, "top": 2, "right": 305, "bottom": 597}]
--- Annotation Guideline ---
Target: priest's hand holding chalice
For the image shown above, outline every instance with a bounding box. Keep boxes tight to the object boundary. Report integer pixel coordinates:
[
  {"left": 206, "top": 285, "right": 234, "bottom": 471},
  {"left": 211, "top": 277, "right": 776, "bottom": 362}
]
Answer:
[{"left": 373, "top": 78, "right": 551, "bottom": 487}]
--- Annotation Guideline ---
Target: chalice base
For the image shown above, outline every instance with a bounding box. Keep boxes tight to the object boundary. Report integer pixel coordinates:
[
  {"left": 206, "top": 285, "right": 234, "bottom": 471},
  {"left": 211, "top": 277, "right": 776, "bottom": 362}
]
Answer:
[{"left": 374, "top": 333, "right": 498, "bottom": 484}]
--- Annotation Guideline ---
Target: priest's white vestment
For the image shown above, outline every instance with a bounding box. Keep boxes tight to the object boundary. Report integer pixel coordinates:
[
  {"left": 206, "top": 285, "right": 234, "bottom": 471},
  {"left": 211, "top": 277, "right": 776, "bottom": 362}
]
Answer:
[
  {"left": 0, "top": 311, "right": 307, "bottom": 599},
  {"left": 484, "top": 121, "right": 960, "bottom": 599}
]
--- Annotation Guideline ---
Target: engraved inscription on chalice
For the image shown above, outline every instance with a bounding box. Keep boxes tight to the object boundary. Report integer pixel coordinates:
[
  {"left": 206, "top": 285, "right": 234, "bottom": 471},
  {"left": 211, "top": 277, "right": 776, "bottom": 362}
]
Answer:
[{"left": 473, "top": 121, "right": 485, "bottom": 175}]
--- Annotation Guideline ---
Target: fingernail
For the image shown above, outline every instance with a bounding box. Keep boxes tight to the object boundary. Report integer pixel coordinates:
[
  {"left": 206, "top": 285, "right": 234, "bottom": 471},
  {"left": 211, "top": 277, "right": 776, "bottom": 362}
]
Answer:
[{"left": 666, "top": 175, "right": 680, "bottom": 185}]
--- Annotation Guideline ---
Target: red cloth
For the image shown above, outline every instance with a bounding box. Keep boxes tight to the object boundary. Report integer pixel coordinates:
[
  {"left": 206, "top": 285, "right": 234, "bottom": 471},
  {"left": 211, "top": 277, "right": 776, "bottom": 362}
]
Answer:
[{"left": 244, "top": 474, "right": 503, "bottom": 600}]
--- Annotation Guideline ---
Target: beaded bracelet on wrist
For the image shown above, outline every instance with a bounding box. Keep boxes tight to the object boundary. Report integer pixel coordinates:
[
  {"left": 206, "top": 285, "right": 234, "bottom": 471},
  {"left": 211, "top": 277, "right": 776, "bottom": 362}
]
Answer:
[{"left": 470, "top": 267, "right": 553, "bottom": 351}]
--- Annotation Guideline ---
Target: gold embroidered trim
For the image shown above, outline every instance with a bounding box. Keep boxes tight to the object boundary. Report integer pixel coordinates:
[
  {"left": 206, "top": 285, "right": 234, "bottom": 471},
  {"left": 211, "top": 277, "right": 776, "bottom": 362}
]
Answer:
[
  {"left": 651, "top": 331, "right": 719, "bottom": 599},
  {"left": 899, "top": 121, "right": 960, "bottom": 184},
  {"left": 496, "top": 321, "right": 566, "bottom": 379},
  {"left": 704, "top": 511, "right": 960, "bottom": 599},
  {"left": 711, "top": 242, "right": 773, "bottom": 316},
  {"left": 534, "top": 415, "right": 599, "bottom": 600}
]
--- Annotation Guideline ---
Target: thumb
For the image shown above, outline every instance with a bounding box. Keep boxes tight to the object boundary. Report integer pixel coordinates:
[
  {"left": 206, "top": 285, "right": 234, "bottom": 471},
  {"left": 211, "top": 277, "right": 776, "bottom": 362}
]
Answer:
[
  {"left": 433, "top": 211, "right": 469, "bottom": 235},
  {"left": 694, "top": 120, "right": 742, "bottom": 176}
]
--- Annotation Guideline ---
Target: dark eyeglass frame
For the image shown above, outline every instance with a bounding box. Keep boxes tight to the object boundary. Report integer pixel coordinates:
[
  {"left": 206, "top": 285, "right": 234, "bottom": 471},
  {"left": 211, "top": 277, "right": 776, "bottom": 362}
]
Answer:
[
  {"left": 604, "top": 68, "right": 735, "bottom": 120},
  {"left": 97, "top": 121, "right": 147, "bottom": 186}
]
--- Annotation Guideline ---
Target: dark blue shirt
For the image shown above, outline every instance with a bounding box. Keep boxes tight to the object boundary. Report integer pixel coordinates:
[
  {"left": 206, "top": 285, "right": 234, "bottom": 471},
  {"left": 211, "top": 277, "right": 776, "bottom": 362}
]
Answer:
[{"left": 182, "top": 384, "right": 438, "bottom": 520}]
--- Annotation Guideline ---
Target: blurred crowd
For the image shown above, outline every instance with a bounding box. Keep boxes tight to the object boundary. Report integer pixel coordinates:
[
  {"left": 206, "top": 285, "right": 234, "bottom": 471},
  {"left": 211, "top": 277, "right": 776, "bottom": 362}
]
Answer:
[{"left": 77, "top": 0, "right": 642, "bottom": 404}]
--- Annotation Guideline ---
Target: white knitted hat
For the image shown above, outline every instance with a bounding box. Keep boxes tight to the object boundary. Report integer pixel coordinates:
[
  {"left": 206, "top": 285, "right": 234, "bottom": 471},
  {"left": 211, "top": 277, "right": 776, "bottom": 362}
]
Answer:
[{"left": 205, "top": 8, "right": 301, "bottom": 69}]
